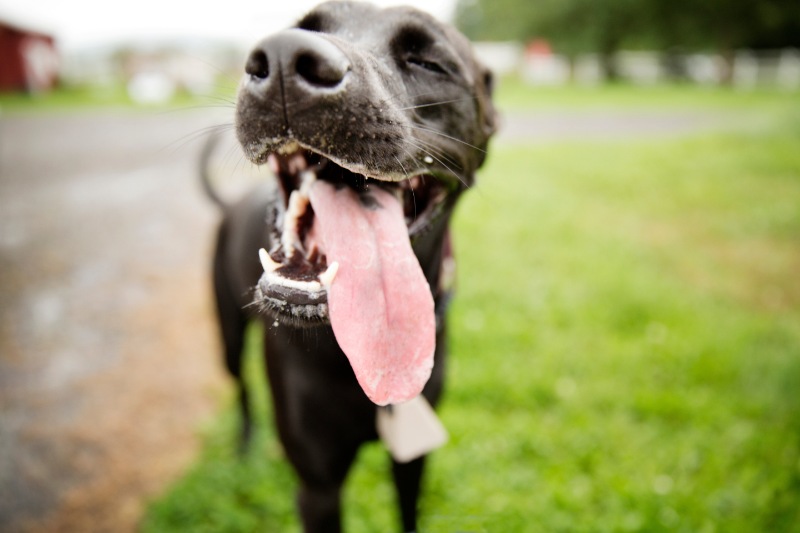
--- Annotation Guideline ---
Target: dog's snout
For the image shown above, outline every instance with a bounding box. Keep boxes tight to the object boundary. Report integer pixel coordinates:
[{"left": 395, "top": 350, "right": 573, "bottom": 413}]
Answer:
[{"left": 245, "top": 30, "right": 350, "bottom": 92}]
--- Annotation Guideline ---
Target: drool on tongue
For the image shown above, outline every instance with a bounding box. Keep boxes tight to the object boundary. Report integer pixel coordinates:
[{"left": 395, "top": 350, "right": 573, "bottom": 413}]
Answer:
[{"left": 308, "top": 179, "right": 436, "bottom": 406}]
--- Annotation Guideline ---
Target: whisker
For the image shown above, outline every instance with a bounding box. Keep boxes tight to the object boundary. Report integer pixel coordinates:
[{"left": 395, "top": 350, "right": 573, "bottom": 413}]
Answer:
[
  {"left": 153, "top": 92, "right": 236, "bottom": 117},
  {"left": 182, "top": 54, "right": 241, "bottom": 88},
  {"left": 198, "top": 93, "right": 238, "bottom": 106},
  {"left": 405, "top": 135, "right": 462, "bottom": 170},
  {"left": 160, "top": 123, "right": 235, "bottom": 156},
  {"left": 392, "top": 155, "right": 417, "bottom": 219},
  {"left": 392, "top": 154, "right": 410, "bottom": 179},
  {"left": 396, "top": 96, "right": 478, "bottom": 111},
  {"left": 219, "top": 139, "right": 248, "bottom": 181},
  {"left": 403, "top": 138, "right": 470, "bottom": 190},
  {"left": 380, "top": 88, "right": 455, "bottom": 106},
  {"left": 232, "top": 148, "right": 252, "bottom": 177},
  {"left": 394, "top": 154, "right": 419, "bottom": 218},
  {"left": 405, "top": 124, "right": 486, "bottom": 153},
  {"left": 159, "top": 103, "right": 237, "bottom": 115}
]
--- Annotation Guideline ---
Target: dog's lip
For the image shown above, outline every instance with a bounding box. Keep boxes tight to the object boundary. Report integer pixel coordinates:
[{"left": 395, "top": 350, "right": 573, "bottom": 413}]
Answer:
[
  {"left": 254, "top": 140, "right": 412, "bottom": 183},
  {"left": 253, "top": 139, "right": 466, "bottom": 189}
]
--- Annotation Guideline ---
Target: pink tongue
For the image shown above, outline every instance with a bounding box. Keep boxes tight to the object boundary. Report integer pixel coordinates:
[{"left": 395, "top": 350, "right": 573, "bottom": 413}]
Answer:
[{"left": 308, "top": 180, "right": 436, "bottom": 406}]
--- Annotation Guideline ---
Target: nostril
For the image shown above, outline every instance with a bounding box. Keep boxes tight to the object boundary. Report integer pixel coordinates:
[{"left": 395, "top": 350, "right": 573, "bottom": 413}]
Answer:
[
  {"left": 245, "top": 50, "right": 269, "bottom": 80},
  {"left": 295, "top": 51, "right": 348, "bottom": 88}
]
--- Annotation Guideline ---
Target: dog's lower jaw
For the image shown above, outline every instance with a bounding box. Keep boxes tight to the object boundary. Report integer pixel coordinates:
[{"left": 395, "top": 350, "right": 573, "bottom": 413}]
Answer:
[{"left": 254, "top": 290, "right": 330, "bottom": 325}]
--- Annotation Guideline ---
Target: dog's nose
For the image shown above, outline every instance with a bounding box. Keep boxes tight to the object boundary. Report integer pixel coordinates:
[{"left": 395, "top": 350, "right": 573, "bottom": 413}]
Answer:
[{"left": 245, "top": 30, "right": 350, "bottom": 91}]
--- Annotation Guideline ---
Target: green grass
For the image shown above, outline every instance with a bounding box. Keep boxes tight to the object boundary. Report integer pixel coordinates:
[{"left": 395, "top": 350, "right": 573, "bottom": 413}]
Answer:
[
  {"left": 0, "top": 84, "right": 131, "bottom": 110},
  {"left": 142, "top": 88, "right": 800, "bottom": 532},
  {"left": 494, "top": 76, "right": 800, "bottom": 111},
  {"left": 0, "top": 82, "right": 231, "bottom": 113}
]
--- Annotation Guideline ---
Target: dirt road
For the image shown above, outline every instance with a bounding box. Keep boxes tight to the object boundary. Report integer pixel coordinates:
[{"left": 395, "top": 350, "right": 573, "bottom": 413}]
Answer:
[
  {"left": 0, "top": 109, "right": 232, "bottom": 532},
  {"left": 0, "top": 106, "right": 727, "bottom": 532}
]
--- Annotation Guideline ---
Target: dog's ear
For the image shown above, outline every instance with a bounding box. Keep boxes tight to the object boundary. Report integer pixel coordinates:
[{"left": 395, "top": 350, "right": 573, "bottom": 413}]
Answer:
[
  {"left": 471, "top": 63, "right": 496, "bottom": 169},
  {"left": 478, "top": 66, "right": 497, "bottom": 140}
]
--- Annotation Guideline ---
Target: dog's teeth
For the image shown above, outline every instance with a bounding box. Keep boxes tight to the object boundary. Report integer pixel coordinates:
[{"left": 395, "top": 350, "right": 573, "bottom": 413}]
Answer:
[
  {"left": 289, "top": 153, "right": 307, "bottom": 175},
  {"left": 259, "top": 248, "right": 281, "bottom": 272},
  {"left": 281, "top": 172, "right": 318, "bottom": 258},
  {"left": 299, "top": 169, "right": 318, "bottom": 194},
  {"left": 282, "top": 190, "right": 309, "bottom": 258},
  {"left": 268, "top": 154, "right": 280, "bottom": 174},
  {"left": 318, "top": 261, "right": 339, "bottom": 288}
]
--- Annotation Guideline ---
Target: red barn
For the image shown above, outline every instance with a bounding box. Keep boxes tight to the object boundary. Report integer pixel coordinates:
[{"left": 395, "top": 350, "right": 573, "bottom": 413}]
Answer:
[{"left": 0, "top": 18, "right": 59, "bottom": 92}]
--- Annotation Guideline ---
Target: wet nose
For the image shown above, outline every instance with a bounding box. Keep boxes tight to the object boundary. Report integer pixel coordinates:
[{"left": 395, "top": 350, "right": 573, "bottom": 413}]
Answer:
[{"left": 244, "top": 29, "right": 350, "bottom": 92}]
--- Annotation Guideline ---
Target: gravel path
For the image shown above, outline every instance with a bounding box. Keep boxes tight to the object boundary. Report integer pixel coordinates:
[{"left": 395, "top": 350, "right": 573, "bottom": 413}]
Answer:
[
  {"left": 0, "top": 106, "right": 731, "bottom": 532},
  {"left": 0, "top": 109, "right": 230, "bottom": 532}
]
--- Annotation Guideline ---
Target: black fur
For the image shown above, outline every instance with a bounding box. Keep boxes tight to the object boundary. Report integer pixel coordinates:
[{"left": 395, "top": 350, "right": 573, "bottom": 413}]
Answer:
[{"left": 205, "top": 3, "right": 495, "bottom": 531}]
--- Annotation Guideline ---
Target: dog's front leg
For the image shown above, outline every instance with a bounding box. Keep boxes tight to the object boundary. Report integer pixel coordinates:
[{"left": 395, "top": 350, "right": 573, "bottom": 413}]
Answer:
[
  {"left": 391, "top": 456, "right": 426, "bottom": 533},
  {"left": 298, "top": 483, "right": 344, "bottom": 533}
]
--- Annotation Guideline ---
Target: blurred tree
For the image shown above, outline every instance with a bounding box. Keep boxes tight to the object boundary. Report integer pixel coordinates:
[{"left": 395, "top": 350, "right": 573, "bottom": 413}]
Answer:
[
  {"left": 649, "top": 0, "right": 800, "bottom": 83},
  {"left": 454, "top": 0, "right": 539, "bottom": 43},
  {"left": 455, "top": 0, "right": 659, "bottom": 80},
  {"left": 455, "top": 0, "right": 800, "bottom": 83},
  {"left": 534, "top": 0, "right": 646, "bottom": 81}
]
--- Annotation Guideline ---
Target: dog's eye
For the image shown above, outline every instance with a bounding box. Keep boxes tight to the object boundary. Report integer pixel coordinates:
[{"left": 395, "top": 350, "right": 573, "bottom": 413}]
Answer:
[
  {"left": 483, "top": 71, "right": 494, "bottom": 95},
  {"left": 407, "top": 56, "right": 447, "bottom": 75},
  {"left": 297, "top": 13, "right": 325, "bottom": 32},
  {"left": 394, "top": 27, "right": 449, "bottom": 76}
]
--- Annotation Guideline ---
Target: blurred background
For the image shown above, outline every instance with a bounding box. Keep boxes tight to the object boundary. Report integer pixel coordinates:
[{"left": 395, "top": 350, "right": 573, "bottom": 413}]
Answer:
[{"left": 1, "top": 0, "right": 798, "bottom": 532}]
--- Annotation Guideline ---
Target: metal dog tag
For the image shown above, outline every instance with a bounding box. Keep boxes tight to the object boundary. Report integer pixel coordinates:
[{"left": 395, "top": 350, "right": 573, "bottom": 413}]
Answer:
[{"left": 376, "top": 395, "right": 448, "bottom": 463}]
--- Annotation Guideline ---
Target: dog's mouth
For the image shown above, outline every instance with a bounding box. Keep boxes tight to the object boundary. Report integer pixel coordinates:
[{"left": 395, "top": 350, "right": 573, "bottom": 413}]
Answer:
[
  {"left": 254, "top": 142, "right": 450, "bottom": 405},
  {"left": 255, "top": 142, "right": 452, "bottom": 323}
]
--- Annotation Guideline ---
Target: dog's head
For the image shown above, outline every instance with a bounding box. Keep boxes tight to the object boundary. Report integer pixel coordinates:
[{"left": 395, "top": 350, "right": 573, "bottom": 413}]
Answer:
[{"left": 235, "top": 1, "right": 494, "bottom": 404}]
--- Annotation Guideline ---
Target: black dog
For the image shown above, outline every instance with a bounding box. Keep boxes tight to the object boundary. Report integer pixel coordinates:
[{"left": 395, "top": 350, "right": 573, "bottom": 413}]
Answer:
[{"left": 205, "top": 2, "right": 495, "bottom": 531}]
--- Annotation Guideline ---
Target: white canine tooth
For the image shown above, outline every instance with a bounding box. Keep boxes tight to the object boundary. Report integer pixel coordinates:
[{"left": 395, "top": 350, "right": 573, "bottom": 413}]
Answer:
[
  {"left": 318, "top": 261, "right": 339, "bottom": 288},
  {"left": 423, "top": 155, "right": 434, "bottom": 165},
  {"left": 259, "top": 248, "right": 281, "bottom": 272},
  {"left": 288, "top": 189, "right": 307, "bottom": 212}
]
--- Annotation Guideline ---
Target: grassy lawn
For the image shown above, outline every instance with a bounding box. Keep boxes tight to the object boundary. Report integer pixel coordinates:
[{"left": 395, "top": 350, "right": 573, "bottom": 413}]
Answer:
[
  {"left": 142, "top": 85, "right": 800, "bottom": 532},
  {"left": 0, "top": 84, "right": 131, "bottom": 110},
  {"left": 494, "top": 77, "right": 800, "bottom": 111},
  {"left": 0, "top": 82, "right": 233, "bottom": 113}
]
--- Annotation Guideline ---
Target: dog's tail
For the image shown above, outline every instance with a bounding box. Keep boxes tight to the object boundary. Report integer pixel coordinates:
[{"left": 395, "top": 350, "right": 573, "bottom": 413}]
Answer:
[
  {"left": 199, "top": 131, "right": 227, "bottom": 210},
  {"left": 202, "top": 131, "right": 253, "bottom": 452}
]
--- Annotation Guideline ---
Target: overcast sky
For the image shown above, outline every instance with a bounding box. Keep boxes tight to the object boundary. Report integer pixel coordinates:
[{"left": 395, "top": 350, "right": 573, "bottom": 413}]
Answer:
[{"left": 0, "top": 0, "right": 458, "bottom": 50}]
